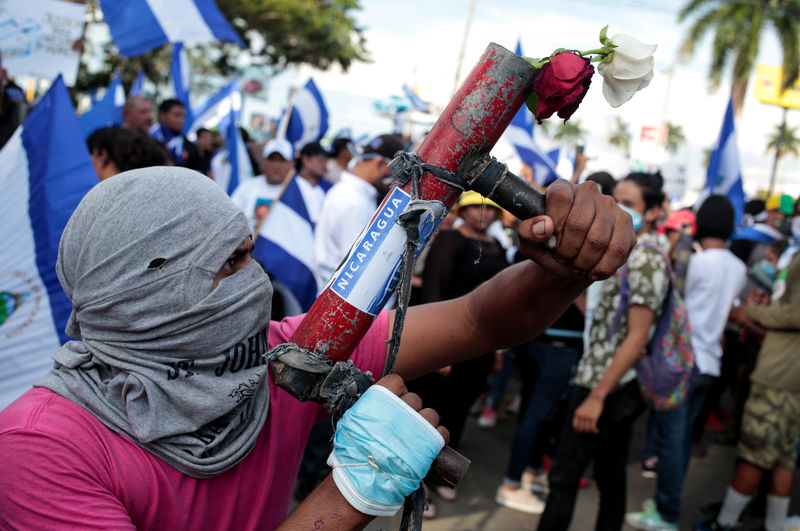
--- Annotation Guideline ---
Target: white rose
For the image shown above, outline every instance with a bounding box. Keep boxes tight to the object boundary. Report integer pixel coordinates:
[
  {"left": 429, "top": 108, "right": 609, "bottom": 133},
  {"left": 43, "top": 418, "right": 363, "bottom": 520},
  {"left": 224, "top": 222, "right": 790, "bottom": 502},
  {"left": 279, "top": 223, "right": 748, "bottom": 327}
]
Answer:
[{"left": 598, "top": 33, "right": 657, "bottom": 107}]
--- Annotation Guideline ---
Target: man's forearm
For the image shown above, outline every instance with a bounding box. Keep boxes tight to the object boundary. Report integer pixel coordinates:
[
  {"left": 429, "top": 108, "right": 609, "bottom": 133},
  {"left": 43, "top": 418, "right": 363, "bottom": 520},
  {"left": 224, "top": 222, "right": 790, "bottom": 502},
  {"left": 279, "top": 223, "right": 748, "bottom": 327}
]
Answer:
[
  {"left": 279, "top": 475, "right": 372, "bottom": 530},
  {"left": 395, "top": 260, "right": 590, "bottom": 379}
]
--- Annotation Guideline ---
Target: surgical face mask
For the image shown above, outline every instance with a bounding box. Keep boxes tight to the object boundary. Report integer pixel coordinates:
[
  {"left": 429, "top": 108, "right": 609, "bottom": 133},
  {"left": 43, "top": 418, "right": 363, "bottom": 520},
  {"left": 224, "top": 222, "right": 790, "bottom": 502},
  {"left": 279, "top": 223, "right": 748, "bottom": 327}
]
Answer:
[
  {"left": 792, "top": 216, "right": 800, "bottom": 240},
  {"left": 618, "top": 203, "right": 643, "bottom": 233}
]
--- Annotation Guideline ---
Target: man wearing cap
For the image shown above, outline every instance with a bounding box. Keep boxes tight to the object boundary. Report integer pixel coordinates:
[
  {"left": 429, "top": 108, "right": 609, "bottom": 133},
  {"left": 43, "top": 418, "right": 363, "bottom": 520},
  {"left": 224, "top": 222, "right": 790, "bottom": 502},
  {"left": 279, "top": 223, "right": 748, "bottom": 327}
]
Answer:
[
  {"left": 293, "top": 141, "right": 335, "bottom": 225},
  {"left": 315, "top": 134, "right": 405, "bottom": 287},
  {"left": 231, "top": 138, "right": 295, "bottom": 233}
]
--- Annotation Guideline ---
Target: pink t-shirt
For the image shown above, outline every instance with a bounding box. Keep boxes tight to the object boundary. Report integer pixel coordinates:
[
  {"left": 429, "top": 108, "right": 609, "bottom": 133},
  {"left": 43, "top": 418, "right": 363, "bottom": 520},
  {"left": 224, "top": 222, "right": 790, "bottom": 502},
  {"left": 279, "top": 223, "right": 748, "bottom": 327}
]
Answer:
[{"left": 0, "top": 312, "right": 389, "bottom": 530}]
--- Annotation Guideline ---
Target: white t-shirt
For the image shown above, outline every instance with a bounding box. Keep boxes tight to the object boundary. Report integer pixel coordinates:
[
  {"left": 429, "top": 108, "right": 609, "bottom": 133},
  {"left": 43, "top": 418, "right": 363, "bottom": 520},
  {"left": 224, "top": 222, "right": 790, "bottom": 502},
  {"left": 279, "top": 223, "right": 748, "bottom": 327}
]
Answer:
[
  {"left": 295, "top": 176, "right": 328, "bottom": 224},
  {"left": 684, "top": 248, "right": 747, "bottom": 376},
  {"left": 230, "top": 176, "right": 283, "bottom": 233},
  {"left": 315, "top": 171, "right": 378, "bottom": 288}
]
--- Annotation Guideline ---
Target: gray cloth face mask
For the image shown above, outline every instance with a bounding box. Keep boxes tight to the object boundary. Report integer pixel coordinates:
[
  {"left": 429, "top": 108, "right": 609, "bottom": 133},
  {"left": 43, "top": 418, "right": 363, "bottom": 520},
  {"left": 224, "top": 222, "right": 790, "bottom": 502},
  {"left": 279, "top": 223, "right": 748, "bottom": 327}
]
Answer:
[{"left": 38, "top": 167, "right": 273, "bottom": 478}]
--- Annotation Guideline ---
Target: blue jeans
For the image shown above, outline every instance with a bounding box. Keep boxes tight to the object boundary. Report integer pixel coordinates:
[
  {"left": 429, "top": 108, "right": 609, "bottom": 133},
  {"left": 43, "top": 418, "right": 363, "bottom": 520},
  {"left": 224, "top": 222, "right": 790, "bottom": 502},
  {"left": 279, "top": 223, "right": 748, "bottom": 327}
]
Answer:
[
  {"left": 487, "top": 349, "right": 514, "bottom": 409},
  {"left": 504, "top": 340, "right": 580, "bottom": 483},
  {"left": 651, "top": 373, "right": 715, "bottom": 523}
]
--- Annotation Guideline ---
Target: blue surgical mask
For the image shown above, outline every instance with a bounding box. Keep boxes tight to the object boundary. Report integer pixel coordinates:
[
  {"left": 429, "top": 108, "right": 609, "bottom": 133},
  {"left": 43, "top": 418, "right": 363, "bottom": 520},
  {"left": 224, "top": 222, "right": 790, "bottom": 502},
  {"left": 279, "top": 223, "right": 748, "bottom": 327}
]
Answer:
[{"left": 618, "top": 204, "right": 643, "bottom": 233}]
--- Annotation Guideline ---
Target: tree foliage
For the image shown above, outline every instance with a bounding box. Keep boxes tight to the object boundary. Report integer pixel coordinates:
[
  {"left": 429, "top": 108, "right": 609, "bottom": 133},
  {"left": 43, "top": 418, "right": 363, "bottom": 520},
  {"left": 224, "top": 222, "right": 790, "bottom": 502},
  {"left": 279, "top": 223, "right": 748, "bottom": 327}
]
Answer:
[
  {"left": 552, "top": 120, "right": 586, "bottom": 147},
  {"left": 608, "top": 116, "right": 630, "bottom": 151},
  {"left": 75, "top": 0, "right": 369, "bottom": 96},
  {"left": 678, "top": 0, "right": 800, "bottom": 116},
  {"left": 665, "top": 122, "right": 686, "bottom": 153},
  {"left": 766, "top": 123, "right": 800, "bottom": 160}
]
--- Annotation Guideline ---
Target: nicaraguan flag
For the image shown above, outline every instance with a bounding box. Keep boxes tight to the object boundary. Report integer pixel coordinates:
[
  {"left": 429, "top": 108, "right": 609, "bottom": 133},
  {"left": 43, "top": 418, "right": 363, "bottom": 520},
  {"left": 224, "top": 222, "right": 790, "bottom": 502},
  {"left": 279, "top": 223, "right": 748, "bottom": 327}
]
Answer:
[
  {"left": 171, "top": 42, "right": 194, "bottom": 133},
  {"left": 253, "top": 178, "right": 319, "bottom": 311},
  {"left": 130, "top": 68, "right": 145, "bottom": 96},
  {"left": 281, "top": 78, "right": 329, "bottom": 150},
  {"left": 402, "top": 83, "right": 430, "bottom": 113},
  {"left": 703, "top": 96, "right": 746, "bottom": 227},
  {"left": 78, "top": 72, "right": 125, "bottom": 138},
  {"left": 0, "top": 76, "right": 98, "bottom": 409},
  {"left": 190, "top": 80, "right": 251, "bottom": 194},
  {"left": 99, "top": 0, "right": 243, "bottom": 58}
]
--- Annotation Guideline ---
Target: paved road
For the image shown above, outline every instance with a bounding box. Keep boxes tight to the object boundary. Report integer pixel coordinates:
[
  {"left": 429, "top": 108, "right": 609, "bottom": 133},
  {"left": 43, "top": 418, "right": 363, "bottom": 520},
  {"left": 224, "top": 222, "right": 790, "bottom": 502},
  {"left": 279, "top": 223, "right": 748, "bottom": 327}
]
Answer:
[{"left": 364, "top": 405, "right": 800, "bottom": 531}]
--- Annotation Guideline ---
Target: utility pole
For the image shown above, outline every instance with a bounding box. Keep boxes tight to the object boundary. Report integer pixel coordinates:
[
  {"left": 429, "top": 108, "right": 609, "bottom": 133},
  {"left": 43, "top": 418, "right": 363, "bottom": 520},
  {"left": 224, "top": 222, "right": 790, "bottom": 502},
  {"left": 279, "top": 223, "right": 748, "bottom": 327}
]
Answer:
[{"left": 451, "top": 0, "right": 476, "bottom": 98}]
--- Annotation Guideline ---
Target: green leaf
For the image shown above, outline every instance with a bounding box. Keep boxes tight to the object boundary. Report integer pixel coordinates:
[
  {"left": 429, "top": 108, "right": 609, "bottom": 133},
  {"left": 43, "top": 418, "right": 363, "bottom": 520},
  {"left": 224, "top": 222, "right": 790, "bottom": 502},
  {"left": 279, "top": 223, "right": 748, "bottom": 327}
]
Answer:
[
  {"left": 599, "top": 25, "right": 609, "bottom": 44},
  {"left": 525, "top": 91, "right": 540, "bottom": 117}
]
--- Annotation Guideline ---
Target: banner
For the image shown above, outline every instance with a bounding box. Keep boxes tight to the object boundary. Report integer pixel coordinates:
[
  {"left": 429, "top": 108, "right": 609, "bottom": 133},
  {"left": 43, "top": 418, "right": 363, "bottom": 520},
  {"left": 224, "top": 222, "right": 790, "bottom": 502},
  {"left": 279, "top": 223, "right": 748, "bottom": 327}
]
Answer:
[
  {"left": 754, "top": 64, "right": 800, "bottom": 110},
  {"left": 0, "top": 0, "right": 84, "bottom": 86}
]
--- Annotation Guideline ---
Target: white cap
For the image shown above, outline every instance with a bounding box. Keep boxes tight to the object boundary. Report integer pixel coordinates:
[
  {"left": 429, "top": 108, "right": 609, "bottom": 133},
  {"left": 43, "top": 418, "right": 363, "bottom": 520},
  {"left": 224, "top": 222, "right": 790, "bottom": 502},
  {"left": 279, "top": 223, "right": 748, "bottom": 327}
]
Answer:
[{"left": 262, "top": 138, "right": 294, "bottom": 160}]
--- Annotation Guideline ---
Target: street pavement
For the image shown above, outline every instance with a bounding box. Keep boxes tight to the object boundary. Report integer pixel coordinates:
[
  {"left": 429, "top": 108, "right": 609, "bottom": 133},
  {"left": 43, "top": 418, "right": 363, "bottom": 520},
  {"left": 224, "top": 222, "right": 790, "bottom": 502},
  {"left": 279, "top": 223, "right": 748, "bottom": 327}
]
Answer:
[{"left": 364, "top": 397, "right": 800, "bottom": 531}]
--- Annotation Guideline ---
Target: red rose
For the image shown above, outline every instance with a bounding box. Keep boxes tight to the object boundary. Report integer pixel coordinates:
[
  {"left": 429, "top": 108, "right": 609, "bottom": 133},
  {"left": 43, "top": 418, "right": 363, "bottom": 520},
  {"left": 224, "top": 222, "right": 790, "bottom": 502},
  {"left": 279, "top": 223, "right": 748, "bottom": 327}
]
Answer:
[{"left": 531, "top": 52, "right": 594, "bottom": 121}]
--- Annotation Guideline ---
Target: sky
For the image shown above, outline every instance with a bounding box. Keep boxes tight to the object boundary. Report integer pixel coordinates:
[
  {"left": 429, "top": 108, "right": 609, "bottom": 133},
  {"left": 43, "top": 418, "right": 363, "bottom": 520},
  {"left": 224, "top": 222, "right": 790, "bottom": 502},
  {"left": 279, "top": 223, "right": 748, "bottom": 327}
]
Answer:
[{"left": 250, "top": 0, "right": 800, "bottom": 203}]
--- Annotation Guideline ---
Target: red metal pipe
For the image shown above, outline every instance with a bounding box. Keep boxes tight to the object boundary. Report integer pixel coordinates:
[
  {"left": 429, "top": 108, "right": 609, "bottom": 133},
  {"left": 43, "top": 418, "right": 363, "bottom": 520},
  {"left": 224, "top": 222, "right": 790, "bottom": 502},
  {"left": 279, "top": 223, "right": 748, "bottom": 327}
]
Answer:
[{"left": 289, "top": 43, "right": 537, "bottom": 361}]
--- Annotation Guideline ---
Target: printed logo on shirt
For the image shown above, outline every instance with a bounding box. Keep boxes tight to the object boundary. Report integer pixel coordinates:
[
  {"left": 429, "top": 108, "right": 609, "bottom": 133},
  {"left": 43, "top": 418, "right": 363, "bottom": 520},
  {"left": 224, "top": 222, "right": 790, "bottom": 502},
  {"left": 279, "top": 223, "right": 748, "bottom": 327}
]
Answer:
[{"left": 212, "top": 327, "right": 269, "bottom": 378}]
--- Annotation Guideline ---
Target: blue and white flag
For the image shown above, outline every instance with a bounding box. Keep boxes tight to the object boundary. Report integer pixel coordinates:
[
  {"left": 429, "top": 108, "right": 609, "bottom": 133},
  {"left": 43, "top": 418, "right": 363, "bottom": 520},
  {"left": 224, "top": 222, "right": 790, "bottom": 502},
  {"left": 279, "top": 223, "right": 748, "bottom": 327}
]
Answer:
[
  {"left": 0, "top": 76, "right": 98, "bottom": 409},
  {"left": 402, "top": 83, "right": 430, "bottom": 113},
  {"left": 281, "top": 78, "right": 329, "bottom": 150},
  {"left": 78, "top": 72, "right": 125, "bottom": 138},
  {"left": 171, "top": 42, "right": 193, "bottom": 133},
  {"left": 130, "top": 68, "right": 145, "bottom": 96},
  {"left": 99, "top": 0, "right": 244, "bottom": 58},
  {"left": 501, "top": 40, "right": 559, "bottom": 186},
  {"left": 190, "top": 80, "right": 251, "bottom": 194},
  {"left": 253, "top": 178, "right": 319, "bottom": 311},
  {"left": 703, "top": 96, "right": 746, "bottom": 227}
]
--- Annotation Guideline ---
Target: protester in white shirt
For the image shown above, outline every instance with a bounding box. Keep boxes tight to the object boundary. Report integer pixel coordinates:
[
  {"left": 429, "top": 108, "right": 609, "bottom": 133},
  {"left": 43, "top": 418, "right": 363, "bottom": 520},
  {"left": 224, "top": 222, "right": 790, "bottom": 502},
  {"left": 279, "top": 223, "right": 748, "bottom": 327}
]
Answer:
[
  {"left": 325, "top": 137, "right": 353, "bottom": 184},
  {"left": 230, "top": 138, "right": 294, "bottom": 232},
  {"left": 315, "top": 134, "right": 405, "bottom": 287}
]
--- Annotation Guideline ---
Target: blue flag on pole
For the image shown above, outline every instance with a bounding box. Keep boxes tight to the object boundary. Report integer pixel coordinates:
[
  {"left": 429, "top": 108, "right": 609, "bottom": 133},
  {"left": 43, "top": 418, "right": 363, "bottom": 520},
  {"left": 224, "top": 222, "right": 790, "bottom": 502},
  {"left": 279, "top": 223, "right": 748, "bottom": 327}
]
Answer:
[
  {"left": 703, "top": 96, "right": 746, "bottom": 227},
  {"left": 0, "top": 76, "right": 98, "bottom": 409},
  {"left": 99, "top": 0, "right": 243, "bottom": 58},
  {"left": 253, "top": 177, "right": 319, "bottom": 311},
  {"left": 502, "top": 39, "right": 559, "bottom": 186},
  {"left": 78, "top": 72, "right": 125, "bottom": 138},
  {"left": 171, "top": 42, "right": 194, "bottom": 133},
  {"left": 402, "top": 83, "right": 430, "bottom": 113},
  {"left": 281, "top": 78, "right": 329, "bottom": 150},
  {"left": 190, "top": 80, "right": 250, "bottom": 195},
  {"left": 130, "top": 68, "right": 145, "bottom": 96}
]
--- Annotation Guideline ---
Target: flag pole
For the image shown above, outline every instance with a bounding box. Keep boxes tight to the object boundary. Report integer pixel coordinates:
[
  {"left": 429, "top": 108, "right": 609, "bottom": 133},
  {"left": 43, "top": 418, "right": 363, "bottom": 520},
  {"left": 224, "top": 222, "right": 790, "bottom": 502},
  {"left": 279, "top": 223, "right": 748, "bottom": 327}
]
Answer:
[{"left": 254, "top": 87, "right": 299, "bottom": 234}]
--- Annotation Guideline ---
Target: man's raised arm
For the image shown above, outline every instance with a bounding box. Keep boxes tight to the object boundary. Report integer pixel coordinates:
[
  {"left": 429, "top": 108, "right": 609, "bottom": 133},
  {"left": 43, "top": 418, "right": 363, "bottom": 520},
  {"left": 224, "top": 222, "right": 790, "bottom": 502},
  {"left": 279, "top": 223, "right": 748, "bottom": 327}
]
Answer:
[{"left": 395, "top": 180, "right": 635, "bottom": 379}]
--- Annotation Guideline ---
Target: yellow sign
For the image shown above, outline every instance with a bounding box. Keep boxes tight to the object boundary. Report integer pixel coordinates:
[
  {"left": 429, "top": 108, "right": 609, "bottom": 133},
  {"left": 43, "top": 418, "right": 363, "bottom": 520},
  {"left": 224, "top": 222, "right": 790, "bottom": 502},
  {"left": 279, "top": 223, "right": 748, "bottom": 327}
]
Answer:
[{"left": 754, "top": 64, "right": 800, "bottom": 109}]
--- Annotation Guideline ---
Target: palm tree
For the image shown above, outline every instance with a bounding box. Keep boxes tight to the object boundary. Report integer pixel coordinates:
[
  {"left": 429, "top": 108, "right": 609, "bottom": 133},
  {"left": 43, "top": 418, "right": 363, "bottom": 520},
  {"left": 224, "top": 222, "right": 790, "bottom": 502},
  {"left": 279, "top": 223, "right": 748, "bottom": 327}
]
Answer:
[
  {"left": 766, "top": 122, "right": 800, "bottom": 184},
  {"left": 665, "top": 122, "right": 687, "bottom": 153},
  {"left": 608, "top": 117, "right": 631, "bottom": 152},
  {"left": 552, "top": 120, "right": 585, "bottom": 149},
  {"left": 678, "top": 0, "right": 800, "bottom": 117},
  {"left": 702, "top": 147, "right": 713, "bottom": 169}
]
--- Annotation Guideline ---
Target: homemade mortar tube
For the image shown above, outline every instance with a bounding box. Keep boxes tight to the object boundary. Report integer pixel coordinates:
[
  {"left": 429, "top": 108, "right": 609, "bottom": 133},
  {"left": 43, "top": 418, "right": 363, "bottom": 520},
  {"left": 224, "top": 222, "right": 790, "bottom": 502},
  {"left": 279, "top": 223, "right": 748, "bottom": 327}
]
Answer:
[
  {"left": 274, "top": 42, "right": 538, "bottom": 488},
  {"left": 286, "top": 42, "right": 537, "bottom": 360}
]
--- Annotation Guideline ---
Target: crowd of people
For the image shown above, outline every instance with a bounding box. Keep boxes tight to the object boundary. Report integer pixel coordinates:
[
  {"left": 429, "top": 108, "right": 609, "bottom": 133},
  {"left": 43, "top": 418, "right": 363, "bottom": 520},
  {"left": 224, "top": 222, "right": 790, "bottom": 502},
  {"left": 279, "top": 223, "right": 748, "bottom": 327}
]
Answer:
[{"left": 1, "top": 79, "right": 799, "bottom": 531}]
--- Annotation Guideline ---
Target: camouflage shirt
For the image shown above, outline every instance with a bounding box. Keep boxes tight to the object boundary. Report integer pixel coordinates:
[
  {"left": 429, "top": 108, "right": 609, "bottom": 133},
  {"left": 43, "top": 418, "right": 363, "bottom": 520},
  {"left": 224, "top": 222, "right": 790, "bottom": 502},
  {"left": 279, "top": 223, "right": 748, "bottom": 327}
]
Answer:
[{"left": 575, "top": 231, "right": 669, "bottom": 389}]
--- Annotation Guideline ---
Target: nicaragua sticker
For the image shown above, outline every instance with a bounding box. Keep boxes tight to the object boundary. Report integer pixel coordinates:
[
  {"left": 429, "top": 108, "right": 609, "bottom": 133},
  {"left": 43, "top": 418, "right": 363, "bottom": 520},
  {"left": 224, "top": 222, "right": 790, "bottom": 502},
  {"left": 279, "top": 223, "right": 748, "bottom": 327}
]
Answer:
[{"left": 329, "top": 187, "right": 442, "bottom": 315}]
